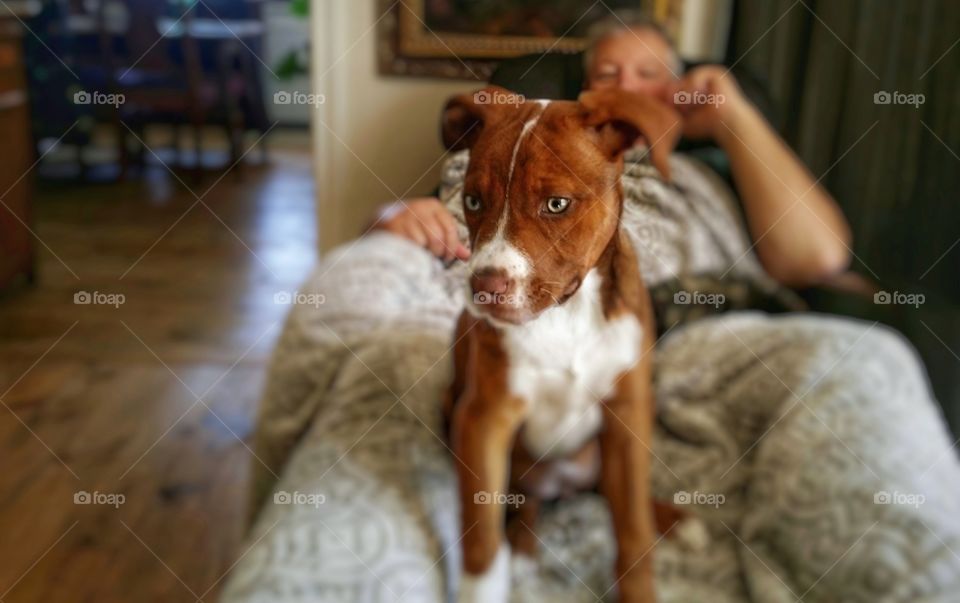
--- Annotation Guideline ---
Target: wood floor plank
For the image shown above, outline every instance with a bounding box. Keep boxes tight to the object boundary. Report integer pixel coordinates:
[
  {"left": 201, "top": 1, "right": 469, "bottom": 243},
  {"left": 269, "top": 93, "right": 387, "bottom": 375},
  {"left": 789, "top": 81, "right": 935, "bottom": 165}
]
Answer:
[{"left": 0, "top": 137, "right": 316, "bottom": 602}]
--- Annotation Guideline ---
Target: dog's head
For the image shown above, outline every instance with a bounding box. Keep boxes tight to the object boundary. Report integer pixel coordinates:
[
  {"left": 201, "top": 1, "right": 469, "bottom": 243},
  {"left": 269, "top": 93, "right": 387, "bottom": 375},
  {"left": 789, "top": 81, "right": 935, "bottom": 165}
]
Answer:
[{"left": 442, "top": 85, "right": 681, "bottom": 325}]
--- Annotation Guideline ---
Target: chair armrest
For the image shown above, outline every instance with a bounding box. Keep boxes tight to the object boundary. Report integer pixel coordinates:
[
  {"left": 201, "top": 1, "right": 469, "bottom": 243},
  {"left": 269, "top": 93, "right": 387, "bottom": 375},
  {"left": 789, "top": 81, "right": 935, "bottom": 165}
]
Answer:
[
  {"left": 798, "top": 271, "right": 882, "bottom": 318},
  {"left": 817, "top": 271, "right": 882, "bottom": 299}
]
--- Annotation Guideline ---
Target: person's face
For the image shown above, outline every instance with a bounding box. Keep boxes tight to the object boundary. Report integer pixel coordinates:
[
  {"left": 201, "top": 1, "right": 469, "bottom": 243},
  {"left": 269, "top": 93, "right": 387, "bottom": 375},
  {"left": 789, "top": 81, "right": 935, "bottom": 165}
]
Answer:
[{"left": 586, "top": 29, "right": 679, "bottom": 102}]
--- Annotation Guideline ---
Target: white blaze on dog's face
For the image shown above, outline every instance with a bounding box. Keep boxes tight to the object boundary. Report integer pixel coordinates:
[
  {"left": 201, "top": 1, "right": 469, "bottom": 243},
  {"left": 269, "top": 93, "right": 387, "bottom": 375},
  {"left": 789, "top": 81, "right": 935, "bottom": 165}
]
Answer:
[
  {"left": 464, "top": 104, "right": 542, "bottom": 323},
  {"left": 441, "top": 87, "right": 680, "bottom": 325}
]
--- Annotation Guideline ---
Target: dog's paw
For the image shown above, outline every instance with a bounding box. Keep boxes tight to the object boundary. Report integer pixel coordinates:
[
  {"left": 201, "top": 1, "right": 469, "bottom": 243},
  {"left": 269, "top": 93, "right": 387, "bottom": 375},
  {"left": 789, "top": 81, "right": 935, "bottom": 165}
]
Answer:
[
  {"left": 673, "top": 517, "right": 711, "bottom": 552},
  {"left": 510, "top": 552, "right": 538, "bottom": 583},
  {"left": 457, "top": 544, "right": 511, "bottom": 603}
]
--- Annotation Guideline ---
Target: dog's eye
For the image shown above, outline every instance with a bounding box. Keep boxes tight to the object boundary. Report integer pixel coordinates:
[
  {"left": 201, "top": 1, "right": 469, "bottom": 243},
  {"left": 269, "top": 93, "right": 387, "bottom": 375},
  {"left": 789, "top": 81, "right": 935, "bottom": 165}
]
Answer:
[
  {"left": 544, "top": 197, "right": 571, "bottom": 214},
  {"left": 464, "top": 194, "right": 482, "bottom": 212}
]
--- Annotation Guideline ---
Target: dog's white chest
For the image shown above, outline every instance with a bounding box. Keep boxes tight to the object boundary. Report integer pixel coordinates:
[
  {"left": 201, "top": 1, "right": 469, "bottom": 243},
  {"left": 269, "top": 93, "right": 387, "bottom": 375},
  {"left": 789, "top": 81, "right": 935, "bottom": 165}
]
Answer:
[{"left": 502, "top": 269, "right": 642, "bottom": 458}]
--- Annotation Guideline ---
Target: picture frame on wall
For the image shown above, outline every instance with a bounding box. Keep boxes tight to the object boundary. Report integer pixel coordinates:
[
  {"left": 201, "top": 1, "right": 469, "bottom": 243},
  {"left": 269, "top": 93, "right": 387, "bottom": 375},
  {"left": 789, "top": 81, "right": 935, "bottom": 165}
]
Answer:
[{"left": 377, "top": 0, "right": 685, "bottom": 80}]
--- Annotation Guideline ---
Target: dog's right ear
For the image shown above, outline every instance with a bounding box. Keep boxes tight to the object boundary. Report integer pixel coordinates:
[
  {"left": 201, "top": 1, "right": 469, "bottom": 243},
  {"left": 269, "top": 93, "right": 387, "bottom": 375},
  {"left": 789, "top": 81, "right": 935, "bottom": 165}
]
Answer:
[
  {"left": 578, "top": 88, "right": 682, "bottom": 181},
  {"left": 440, "top": 86, "right": 513, "bottom": 151}
]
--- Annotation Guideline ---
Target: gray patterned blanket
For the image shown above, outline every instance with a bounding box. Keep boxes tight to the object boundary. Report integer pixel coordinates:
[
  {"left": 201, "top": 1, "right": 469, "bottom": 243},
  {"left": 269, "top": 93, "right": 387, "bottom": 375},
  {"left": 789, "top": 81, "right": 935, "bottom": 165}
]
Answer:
[{"left": 221, "top": 152, "right": 960, "bottom": 603}]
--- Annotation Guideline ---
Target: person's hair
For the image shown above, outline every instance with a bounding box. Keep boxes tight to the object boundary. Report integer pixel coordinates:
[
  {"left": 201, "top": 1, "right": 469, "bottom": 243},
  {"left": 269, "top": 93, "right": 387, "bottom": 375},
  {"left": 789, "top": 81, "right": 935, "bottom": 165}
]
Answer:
[{"left": 582, "top": 10, "right": 683, "bottom": 77}]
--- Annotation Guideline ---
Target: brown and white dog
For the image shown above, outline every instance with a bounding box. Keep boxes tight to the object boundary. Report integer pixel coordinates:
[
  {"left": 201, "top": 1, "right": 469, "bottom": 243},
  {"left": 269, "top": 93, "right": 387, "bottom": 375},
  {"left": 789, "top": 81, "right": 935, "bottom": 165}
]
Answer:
[{"left": 442, "top": 86, "right": 691, "bottom": 603}]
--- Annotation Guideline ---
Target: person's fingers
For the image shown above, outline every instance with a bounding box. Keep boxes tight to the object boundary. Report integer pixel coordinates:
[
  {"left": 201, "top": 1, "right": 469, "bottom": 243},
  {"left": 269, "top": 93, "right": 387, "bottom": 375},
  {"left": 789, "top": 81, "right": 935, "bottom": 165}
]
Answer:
[
  {"left": 427, "top": 209, "right": 456, "bottom": 262},
  {"left": 420, "top": 213, "right": 449, "bottom": 259},
  {"left": 426, "top": 231, "right": 448, "bottom": 259},
  {"left": 679, "top": 71, "right": 710, "bottom": 96},
  {"left": 395, "top": 218, "right": 427, "bottom": 249},
  {"left": 409, "top": 196, "right": 442, "bottom": 208},
  {"left": 376, "top": 198, "right": 466, "bottom": 260},
  {"left": 436, "top": 207, "right": 463, "bottom": 262}
]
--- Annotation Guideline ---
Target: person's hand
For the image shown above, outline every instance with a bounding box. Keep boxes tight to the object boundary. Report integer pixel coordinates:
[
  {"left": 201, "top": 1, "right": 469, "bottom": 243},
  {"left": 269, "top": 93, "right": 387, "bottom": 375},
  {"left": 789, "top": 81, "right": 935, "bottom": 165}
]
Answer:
[
  {"left": 371, "top": 197, "right": 471, "bottom": 262},
  {"left": 669, "top": 66, "right": 750, "bottom": 141}
]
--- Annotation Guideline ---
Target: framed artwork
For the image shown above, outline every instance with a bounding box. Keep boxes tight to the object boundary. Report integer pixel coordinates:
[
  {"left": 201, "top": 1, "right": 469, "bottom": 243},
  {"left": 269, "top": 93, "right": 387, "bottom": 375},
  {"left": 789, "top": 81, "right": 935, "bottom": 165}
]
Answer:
[{"left": 377, "top": 0, "right": 682, "bottom": 80}]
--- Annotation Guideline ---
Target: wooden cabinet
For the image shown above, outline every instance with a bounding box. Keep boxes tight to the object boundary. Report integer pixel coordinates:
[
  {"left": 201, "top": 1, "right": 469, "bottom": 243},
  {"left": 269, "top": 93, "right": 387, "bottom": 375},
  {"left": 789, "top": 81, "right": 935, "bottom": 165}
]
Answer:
[{"left": 0, "top": 16, "right": 34, "bottom": 289}]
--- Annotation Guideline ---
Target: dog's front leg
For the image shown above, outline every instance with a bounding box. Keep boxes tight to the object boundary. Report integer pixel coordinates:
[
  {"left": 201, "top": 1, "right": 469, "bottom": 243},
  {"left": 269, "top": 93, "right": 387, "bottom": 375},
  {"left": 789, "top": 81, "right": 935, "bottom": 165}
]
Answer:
[
  {"left": 451, "top": 388, "right": 526, "bottom": 603},
  {"left": 600, "top": 364, "right": 656, "bottom": 603}
]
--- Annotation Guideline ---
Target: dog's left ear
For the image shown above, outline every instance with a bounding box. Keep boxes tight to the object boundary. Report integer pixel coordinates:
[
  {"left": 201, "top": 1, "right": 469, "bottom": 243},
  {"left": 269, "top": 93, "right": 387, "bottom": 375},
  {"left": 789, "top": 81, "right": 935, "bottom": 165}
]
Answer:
[
  {"left": 578, "top": 88, "right": 682, "bottom": 181},
  {"left": 440, "top": 85, "right": 515, "bottom": 151}
]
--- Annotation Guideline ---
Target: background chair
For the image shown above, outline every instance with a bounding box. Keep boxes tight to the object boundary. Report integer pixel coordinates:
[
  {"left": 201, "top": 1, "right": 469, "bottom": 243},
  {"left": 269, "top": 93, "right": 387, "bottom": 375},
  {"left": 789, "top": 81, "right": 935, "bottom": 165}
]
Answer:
[
  {"left": 107, "top": 0, "right": 248, "bottom": 179},
  {"left": 25, "top": 0, "right": 269, "bottom": 180}
]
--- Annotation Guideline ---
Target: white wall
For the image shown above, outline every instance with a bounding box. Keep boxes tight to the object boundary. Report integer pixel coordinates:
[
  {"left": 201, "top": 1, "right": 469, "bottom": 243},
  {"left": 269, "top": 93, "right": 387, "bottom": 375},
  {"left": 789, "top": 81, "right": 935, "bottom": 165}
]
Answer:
[
  {"left": 676, "top": 0, "right": 732, "bottom": 63},
  {"left": 311, "top": 1, "right": 476, "bottom": 253},
  {"left": 309, "top": 0, "right": 732, "bottom": 253}
]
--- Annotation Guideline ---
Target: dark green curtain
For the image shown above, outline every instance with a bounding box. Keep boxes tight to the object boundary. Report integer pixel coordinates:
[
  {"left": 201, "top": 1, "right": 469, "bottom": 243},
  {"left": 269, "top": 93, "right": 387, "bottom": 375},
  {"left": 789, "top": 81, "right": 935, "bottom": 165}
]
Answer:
[{"left": 729, "top": 0, "right": 960, "bottom": 434}]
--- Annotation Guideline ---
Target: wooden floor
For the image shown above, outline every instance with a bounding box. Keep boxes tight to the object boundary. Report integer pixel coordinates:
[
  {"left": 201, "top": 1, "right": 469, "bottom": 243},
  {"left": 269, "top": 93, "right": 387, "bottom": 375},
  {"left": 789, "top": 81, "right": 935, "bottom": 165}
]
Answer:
[{"left": 0, "top": 133, "right": 317, "bottom": 602}]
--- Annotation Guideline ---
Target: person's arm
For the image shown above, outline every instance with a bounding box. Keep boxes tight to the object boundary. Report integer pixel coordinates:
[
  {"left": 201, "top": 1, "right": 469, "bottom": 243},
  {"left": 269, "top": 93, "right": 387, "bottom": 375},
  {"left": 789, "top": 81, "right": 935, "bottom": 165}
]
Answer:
[
  {"left": 368, "top": 197, "right": 470, "bottom": 262},
  {"left": 671, "top": 67, "right": 852, "bottom": 287}
]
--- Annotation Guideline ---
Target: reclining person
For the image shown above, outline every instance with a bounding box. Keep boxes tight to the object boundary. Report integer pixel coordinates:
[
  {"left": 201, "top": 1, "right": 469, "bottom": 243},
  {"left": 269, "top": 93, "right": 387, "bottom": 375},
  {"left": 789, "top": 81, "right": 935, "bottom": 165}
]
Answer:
[{"left": 370, "top": 14, "right": 852, "bottom": 294}]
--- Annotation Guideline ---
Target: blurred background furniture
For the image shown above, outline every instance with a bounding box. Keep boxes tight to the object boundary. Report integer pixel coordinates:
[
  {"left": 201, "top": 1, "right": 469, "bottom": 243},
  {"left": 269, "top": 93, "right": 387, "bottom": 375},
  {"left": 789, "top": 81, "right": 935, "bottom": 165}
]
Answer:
[
  {"left": 23, "top": 0, "right": 270, "bottom": 180},
  {"left": 0, "top": 2, "right": 38, "bottom": 291}
]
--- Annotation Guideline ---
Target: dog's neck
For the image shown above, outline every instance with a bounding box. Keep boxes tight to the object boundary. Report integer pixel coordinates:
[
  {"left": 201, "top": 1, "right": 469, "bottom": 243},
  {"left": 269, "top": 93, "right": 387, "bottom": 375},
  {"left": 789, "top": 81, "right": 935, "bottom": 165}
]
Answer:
[{"left": 591, "top": 210, "right": 636, "bottom": 318}]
